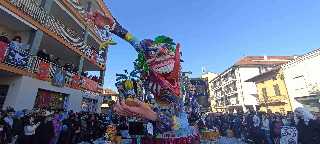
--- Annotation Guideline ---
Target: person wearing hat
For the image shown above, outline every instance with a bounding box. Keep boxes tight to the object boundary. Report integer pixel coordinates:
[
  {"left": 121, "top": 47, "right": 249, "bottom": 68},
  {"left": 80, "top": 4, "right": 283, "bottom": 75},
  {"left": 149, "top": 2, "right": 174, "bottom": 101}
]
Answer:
[{"left": 12, "top": 111, "right": 24, "bottom": 144}]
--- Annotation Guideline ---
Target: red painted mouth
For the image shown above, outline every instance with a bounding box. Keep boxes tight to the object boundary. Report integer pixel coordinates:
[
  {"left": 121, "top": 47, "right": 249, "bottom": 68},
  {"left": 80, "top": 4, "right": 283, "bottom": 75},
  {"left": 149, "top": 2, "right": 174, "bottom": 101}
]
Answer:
[{"left": 149, "top": 43, "right": 181, "bottom": 97}]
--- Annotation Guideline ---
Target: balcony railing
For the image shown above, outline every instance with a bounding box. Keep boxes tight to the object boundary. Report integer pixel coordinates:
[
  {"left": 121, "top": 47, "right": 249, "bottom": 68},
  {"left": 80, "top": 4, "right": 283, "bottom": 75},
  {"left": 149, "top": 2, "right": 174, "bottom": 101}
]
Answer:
[
  {"left": 258, "top": 95, "right": 289, "bottom": 104},
  {"left": 0, "top": 42, "right": 102, "bottom": 93},
  {"left": 5, "top": 0, "right": 106, "bottom": 67},
  {"left": 66, "top": 0, "right": 107, "bottom": 41}
]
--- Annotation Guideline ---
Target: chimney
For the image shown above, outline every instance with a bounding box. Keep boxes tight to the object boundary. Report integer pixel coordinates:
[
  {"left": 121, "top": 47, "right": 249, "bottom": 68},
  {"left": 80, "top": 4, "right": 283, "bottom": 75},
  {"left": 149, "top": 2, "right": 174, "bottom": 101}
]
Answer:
[
  {"left": 243, "top": 55, "right": 245, "bottom": 59},
  {"left": 264, "top": 55, "right": 267, "bottom": 61},
  {"left": 108, "top": 87, "right": 110, "bottom": 89},
  {"left": 294, "top": 55, "right": 298, "bottom": 59}
]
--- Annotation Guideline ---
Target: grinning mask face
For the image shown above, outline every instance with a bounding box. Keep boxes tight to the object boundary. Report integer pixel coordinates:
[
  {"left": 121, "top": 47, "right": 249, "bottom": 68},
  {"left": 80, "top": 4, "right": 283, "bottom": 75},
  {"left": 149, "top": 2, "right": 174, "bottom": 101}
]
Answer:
[{"left": 138, "top": 38, "right": 181, "bottom": 102}]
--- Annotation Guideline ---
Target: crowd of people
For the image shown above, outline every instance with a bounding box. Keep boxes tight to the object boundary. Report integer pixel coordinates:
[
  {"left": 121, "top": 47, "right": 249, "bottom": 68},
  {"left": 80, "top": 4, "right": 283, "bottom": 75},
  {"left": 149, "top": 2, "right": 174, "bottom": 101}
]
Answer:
[
  {"left": 192, "top": 107, "right": 320, "bottom": 144},
  {"left": 0, "top": 107, "right": 113, "bottom": 144}
]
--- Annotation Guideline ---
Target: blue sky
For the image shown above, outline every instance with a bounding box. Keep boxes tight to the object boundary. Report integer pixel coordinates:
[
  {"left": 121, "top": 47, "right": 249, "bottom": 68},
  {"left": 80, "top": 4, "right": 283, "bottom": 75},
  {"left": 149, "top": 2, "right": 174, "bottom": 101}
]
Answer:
[{"left": 89, "top": 0, "right": 320, "bottom": 92}]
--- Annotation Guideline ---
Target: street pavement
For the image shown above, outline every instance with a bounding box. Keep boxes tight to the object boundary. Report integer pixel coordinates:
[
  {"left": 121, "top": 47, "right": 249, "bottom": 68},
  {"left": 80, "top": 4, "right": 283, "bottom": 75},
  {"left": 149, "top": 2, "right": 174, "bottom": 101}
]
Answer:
[{"left": 88, "top": 137, "right": 247, "bottom": 144}]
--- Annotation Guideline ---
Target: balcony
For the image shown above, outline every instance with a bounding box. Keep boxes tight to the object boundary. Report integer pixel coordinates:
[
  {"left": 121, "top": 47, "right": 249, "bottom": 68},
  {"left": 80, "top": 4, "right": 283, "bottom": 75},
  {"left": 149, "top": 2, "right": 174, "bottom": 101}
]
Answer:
[
  {"left": 3, "top": 0, "right": 106, "bottom": 68},
  {"left": 0, "top": 43, "right": 103, "bottom": 94},
  {"left": 212, "top": 77, "right": 237, "bottom": 91},
  {"left": 258, "top": 95, "right": 289, "bottom": 105}
]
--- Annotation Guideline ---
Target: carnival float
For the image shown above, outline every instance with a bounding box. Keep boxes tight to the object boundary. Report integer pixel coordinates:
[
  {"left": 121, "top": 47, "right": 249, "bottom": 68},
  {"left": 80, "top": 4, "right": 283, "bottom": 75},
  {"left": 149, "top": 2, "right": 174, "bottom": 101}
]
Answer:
[{"left": 84, "top": 10, "right": 205, "bottom": 143}]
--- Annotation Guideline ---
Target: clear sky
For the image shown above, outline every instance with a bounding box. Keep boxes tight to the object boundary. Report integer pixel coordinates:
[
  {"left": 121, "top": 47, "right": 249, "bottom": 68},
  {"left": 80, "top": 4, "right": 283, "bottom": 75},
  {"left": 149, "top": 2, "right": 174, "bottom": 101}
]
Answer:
[{"left": 89, "top": 0, "right": 320, "bottom": 92}]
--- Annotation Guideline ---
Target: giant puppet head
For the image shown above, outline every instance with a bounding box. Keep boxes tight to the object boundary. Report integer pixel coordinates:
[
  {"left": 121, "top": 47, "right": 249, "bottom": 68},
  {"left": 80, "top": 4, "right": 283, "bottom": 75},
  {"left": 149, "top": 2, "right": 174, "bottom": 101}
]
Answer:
[{"left": 136, "top": 36, "right": 181, "bottom": 103}]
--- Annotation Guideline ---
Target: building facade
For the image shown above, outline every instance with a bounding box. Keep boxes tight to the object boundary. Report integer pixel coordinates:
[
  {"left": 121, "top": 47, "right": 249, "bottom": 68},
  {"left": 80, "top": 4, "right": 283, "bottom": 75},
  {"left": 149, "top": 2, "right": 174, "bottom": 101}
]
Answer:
[
  {"left": 281, "top": 48, "right": 320, "bottom": 112},
  {"left": 211, "top": 55, "right": 295, "bottom": 113},
  {"left": 0, "top": 0, "right": 112, "bottom": 112},
  {"left": 246, "top": 67, "right": 293, "bottom": 114},
  {"left": 201, "top": 71, "right": 218, "bottom": 111}
]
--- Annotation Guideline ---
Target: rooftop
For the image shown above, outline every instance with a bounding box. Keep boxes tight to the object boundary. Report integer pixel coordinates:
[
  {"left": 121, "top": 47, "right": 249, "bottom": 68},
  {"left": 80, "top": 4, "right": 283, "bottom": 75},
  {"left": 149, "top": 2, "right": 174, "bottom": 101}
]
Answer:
[
  {"left": 235, "top": 56, "right": 296, "bottom": 65},
  {"left": 245, "top": 66, "right": 281, "bottom": 82},
  {"left": 103, "top": 88, "right": 118, "bottom": 96}
]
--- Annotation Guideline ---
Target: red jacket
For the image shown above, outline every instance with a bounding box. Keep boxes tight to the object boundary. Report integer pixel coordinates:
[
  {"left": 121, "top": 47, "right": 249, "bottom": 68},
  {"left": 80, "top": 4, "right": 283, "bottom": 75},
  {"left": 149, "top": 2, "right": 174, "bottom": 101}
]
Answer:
[{"left": 274, "top": 122, "right": 283, "bottom": 136}]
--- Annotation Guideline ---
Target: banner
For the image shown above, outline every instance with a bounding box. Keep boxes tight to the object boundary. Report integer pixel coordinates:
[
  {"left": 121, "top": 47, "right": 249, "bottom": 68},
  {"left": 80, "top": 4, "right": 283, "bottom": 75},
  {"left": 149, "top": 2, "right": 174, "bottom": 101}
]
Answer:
[
  {"left": 0, "top": 42, "right": 8, "bottom": 62},
  {"left": 5, "top": 44, "right": 30, "bottom": 69},
  {"left": 281, "top": 126, "right": 298, "bottom": 144},
  {"left": 91, "top": 52, "right": 97, "bottom": 62},
  {"left": 49, "top": 93, "right": 59, "bottom": 109},
  {"left": 37, "top": 90, "right": 51, "bottom": 108},
  {"left": 71, "top": 75, "right": 80, "bottom": 89},
  {"left": 39, "top": 61, "right": 50, "bottom": 80},
  {"left": 52, "top": 68, "right": 66, "bottom": 87}
]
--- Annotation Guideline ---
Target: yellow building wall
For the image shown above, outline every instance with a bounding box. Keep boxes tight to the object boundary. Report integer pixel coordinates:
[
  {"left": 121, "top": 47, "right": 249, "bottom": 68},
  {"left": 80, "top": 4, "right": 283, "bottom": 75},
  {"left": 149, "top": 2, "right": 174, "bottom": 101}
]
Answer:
[{"left": 255, "top": 68, "right": 293, "bottom": 113}]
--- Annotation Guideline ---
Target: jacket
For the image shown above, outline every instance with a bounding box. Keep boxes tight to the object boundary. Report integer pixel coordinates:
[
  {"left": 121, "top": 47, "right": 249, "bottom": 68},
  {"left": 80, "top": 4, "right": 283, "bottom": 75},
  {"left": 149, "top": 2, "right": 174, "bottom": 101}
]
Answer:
[
  {"left": 274, "top": 122, "right": 283, "bottom": 136},
  {"left": 42, "top": 121, "right": 55, "bottom": 142},
  {"left": 24, "top": 123, "right": 39, "bottom": 135},
  {"left": 262, "top": 119, "right": 270, "bottom": 130},
  {"left": 52, "top": 114, "right": 62, "bottom": 135},
  {"left": 81, "top": 119, "right": 87, "bottom": 130},
  {"left": 12, "top": 118, "right": 23, "bottom": 136}
]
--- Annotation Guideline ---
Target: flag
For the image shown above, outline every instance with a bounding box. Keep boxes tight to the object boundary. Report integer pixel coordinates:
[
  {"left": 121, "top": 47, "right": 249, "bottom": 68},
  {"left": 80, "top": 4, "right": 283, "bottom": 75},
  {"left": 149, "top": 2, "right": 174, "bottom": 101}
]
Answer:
[
  {"left": 0, "top": 42, "right": 8, "bottom": 62},
  {"left": 71, "top": 75, "right": 80, "bottom": 89},
  {"left": 38, "top": 90, "right": 51, "bottom": 108},
  {"left": 91, "top": 52, "right": 97, "bottom": 62},
  {"left": 5, "top": 44, "right": 30, "bottom": 69},
  {"left": 39, "top": 61, "right": 50, "bottom": 80},
  {"left": 52, "top": 68, "right": 66, "bottom": 87}
]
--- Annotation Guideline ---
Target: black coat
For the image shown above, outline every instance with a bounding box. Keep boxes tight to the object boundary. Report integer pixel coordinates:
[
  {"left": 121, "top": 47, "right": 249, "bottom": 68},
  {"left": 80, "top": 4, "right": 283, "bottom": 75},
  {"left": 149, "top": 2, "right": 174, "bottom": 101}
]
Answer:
[
  {"left": 0, "top": 36, "right": 10, "bottom": 44},
  {"left": 37, "top": 50, "right": 46, "bottom": 60},
  {"left": 42, "top": 121, "right": 55, "bottom": 142},
  {"left": 35, "top": 116, "right": 46, "bottom": 136},
  {"left": 0, "top": 119, "right": 10, "bottom": 144},
  {"left": 12, "top": 118, "right": 23, "bottom": 136}
]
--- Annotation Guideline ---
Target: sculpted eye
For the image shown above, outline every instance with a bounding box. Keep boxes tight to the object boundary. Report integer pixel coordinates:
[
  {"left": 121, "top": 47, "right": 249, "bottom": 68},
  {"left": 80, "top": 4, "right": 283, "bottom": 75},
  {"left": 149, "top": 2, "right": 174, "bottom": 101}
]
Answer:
[
  {"left": 148, "top": 51, "right": 155, "bottom": 57},
  {"left": 164, "top": 46, "right": 171, "bottom": 51}
]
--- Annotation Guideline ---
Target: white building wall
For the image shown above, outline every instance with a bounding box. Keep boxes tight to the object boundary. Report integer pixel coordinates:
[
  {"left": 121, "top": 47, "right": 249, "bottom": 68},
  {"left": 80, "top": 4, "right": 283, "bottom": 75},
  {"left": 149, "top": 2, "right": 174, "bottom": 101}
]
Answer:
[
  {"left": 238, "top": 67, "right": 260, "bottom": 106},
  {"left": 282, "top": 52, "right": 320, "bottom": 110},
  {"left": 0, "top": 75, "right": 23, "bottom": 109},
  {"left": 1, "top": 76, "right": 83, "bottom": 112}
]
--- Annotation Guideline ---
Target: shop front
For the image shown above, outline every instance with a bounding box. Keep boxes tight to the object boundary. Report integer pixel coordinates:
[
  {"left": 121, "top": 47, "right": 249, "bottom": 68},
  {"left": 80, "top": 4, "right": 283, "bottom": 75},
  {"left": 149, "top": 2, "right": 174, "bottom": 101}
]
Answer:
[
  {"left": 82, "top": 90, "right": 100, "bottom": 113},
  {"left": 34, "top": 89, "right": 69, "bottom": 110}
]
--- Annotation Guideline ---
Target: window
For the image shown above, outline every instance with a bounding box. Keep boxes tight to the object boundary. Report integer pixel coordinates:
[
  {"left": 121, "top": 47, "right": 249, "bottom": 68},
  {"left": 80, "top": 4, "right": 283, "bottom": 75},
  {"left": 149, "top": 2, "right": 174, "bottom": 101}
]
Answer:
[
  {"left": 262, "top": 88, "right": 268, "bottom": 102},
  {"left": 82, "top": 98, "right": 98, "bottom": 112},
  {"left": 273, "top": 84, "right": 280, "bottom": 96},
  {"left": 259, "top": 67, "right": 268, "bottom": 74}
]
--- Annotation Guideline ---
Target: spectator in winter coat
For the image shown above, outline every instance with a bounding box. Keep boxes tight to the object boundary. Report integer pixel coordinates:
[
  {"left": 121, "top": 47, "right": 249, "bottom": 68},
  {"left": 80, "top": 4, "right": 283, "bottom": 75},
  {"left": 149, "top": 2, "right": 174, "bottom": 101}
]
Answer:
[
  {"left": 51, "top": 114, "right": 62, "bottom": 144},
  {"left": 37, "top": 49, "right": 47, "bottom": 60},
  {"left": 233, "top": 113, "right": 242, "bottom": 141},
  {"left": 42, "top": 115, "right": 54, "bottom": 144},
  {"left": 78, "top": 115, "right": 88, "bottom": 143},
  {"left": 10, "top": 36, "right": 22, "bottom": 49},
  {"left": 71, "top": 116, "right": 81, "bottom": 143},
  {"left": 0, "top": 32, "right": 10, "bottom": 44},
  {"left": 4, "top": 109, "right": 15, "bottom": 128},
  {"left": 12, "top": 111, "right": 24, "bottom": 144},
  {"left": 262, "top": 114, "right": 273, "bottom": 144},
  {"left": 0, "top": 110, "right": 10, "bottom": 144},
  {"left": 23, "top": 116, "right": 40, "bottom": 144},
  {"left": 274, "top": 117, "right": 283, "bottom": 144},
  {"left": 34, "top": 111, "right": 46, "bottom": 144},
  {"left": 53, "top": 58, "right": 61, "bottom": 67}
]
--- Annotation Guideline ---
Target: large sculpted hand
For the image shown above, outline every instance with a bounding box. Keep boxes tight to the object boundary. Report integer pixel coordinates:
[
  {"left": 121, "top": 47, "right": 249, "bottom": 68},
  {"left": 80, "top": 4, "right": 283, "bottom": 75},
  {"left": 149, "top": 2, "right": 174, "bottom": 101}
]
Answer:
[
  {"left": 83, "top": 10, "right": 114, "bottom": 29},
  {"left": 114, "top": 98, "right": 157, "bottom": 121}
]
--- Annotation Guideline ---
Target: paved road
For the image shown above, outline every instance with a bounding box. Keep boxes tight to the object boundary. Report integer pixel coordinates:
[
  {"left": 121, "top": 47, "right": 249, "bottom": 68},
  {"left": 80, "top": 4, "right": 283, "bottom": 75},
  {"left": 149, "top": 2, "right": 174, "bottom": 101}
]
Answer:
[{"left": 88, "top": 137, "right": 247, "bottom": 144}]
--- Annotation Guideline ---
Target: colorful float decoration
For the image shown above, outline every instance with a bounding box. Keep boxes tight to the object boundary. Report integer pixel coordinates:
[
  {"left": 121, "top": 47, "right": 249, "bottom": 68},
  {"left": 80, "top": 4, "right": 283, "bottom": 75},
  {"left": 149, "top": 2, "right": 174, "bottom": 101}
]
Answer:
[{"left": 84, "top": 10, "right": 200, "bottom": 142}]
